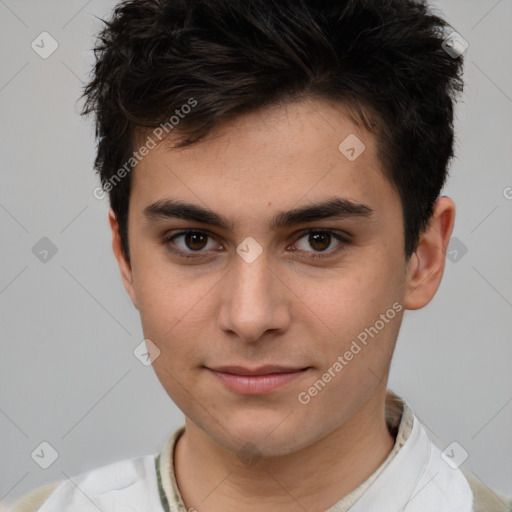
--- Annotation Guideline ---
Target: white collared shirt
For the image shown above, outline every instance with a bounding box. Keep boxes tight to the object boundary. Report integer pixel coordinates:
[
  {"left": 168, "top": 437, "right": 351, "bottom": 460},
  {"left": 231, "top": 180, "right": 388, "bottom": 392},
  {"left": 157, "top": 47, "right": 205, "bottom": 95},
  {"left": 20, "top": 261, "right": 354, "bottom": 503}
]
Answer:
[{"left": 37, "top": 390, "right": 474, "bottom": 511}]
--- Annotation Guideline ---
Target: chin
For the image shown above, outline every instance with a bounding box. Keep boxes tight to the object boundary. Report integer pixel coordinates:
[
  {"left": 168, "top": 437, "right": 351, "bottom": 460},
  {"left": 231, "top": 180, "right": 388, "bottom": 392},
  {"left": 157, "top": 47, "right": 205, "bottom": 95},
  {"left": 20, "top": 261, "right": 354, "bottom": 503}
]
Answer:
[{"left": 201, "top": 409, "right": 322, "bottom": 458}]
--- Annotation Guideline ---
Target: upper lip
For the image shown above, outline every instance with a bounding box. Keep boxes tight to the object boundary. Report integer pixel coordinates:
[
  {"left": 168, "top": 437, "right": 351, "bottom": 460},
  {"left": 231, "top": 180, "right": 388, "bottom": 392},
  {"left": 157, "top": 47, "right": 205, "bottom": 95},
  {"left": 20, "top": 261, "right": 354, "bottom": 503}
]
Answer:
[{"left": 209, "top": 365, "right": 308, "bottom": 376}]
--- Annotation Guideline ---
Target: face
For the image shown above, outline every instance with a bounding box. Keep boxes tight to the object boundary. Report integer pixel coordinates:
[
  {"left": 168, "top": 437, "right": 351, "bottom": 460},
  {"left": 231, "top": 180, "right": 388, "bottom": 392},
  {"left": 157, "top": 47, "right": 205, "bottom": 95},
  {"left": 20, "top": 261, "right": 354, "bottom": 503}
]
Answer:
[{"left": 111, "top": 98, "right": 436, "bottom": 457}]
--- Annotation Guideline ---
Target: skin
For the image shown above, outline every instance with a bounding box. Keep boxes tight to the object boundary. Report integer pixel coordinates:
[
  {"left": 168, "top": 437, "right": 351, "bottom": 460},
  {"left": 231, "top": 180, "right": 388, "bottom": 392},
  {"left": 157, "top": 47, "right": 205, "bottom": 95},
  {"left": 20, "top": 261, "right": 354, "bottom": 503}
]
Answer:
[{"left": 109, "top": 98, "right": 455, "bottom": 512}]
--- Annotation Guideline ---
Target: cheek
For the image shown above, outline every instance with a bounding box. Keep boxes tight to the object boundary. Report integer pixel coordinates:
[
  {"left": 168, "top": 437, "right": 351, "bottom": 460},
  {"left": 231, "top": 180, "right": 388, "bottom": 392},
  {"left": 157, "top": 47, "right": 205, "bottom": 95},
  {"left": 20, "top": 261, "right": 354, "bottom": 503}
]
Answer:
[
  {"left": 131, "top": 257, "right": 219, "bottom": 369},
  {"left": 294, "top": 253, "right": 404, "bottom": 366},
  {"left": 132, "top": 249, "right": 200, "bottom": 329},
  {"left": 302, "top": 257, "right": 399, "bottom": 323}
]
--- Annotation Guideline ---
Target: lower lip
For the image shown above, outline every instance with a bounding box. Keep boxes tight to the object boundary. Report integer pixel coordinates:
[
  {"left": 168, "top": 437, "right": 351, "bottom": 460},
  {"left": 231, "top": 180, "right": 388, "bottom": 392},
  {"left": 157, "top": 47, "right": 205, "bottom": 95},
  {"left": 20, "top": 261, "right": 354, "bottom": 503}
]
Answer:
[{"left": 208, "top": 369, "right": 307, "bottom": 395}]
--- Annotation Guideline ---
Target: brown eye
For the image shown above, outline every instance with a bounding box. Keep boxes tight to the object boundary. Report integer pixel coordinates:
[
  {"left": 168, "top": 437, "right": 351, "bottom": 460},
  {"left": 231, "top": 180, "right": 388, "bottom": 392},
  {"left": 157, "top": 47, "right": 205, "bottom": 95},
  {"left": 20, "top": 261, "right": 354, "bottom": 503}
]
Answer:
[
  {"left": 165, "top": 230, "right": 219, "bottom": 256},
  {"left": 292, "top": 229, "right": 351, "bottom": 260},
  {"left": 295, "top": 230, "right": 338, "bottom": 253},
  {"left": 183, "top": 231, "right": 209, "bottom": 251},
  {"left": 308, "top": 232, "right": 331, "bottom": 251}
]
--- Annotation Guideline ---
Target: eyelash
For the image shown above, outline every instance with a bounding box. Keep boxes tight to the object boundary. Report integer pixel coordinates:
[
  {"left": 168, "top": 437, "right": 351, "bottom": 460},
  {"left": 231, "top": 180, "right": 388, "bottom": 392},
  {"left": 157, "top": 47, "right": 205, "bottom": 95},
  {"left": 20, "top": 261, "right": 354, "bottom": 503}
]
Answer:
[{"left": 162, "top": 229, "right": 351, "bottom": 261}]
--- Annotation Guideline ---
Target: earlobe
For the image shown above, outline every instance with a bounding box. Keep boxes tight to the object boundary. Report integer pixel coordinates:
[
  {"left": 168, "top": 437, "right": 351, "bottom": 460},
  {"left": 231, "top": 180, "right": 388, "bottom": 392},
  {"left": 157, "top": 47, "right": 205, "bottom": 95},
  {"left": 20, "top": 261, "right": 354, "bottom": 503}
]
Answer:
[
  {"left": 403, "top": 197, "right": 456, "bottom": 311},
  {"left": 108, "top": 208, "right": 139, "bottom": 310}
]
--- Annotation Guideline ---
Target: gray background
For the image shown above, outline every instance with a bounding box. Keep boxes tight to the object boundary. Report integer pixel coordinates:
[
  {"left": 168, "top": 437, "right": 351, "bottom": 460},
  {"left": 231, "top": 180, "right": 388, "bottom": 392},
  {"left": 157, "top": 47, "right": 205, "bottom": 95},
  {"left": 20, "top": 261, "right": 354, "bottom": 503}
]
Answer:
[{"left": 1, "top": 0, "right": 511, "bottom": 508}]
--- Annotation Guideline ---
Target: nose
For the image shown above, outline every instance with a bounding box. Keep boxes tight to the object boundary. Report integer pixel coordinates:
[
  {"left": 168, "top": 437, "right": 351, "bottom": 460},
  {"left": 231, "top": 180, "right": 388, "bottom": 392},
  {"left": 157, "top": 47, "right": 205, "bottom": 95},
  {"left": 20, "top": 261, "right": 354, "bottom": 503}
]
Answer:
[{"left": 217, "top": 250, "right": 290, "bottom": 343}]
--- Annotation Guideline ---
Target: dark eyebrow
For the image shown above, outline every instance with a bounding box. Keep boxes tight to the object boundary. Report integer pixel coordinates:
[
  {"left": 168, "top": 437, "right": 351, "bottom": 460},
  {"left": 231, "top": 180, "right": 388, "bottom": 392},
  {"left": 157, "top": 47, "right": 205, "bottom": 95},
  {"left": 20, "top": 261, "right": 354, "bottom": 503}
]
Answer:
[{"left": 142, "top": 197, "right": 373, "bottom": 231}]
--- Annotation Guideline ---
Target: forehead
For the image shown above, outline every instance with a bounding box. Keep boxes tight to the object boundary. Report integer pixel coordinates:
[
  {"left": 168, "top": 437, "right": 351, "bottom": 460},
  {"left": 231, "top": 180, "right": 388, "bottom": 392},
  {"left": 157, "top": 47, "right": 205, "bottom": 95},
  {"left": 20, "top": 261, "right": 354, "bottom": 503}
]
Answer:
[{"left": 130, "top": 98, "right": 400, "bottom": 227}]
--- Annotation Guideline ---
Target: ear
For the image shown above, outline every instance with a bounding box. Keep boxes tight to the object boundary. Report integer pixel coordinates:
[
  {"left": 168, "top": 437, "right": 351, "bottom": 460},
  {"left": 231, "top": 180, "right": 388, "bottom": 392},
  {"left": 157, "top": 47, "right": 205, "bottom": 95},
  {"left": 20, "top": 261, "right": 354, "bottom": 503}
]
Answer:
[
  {"left": 403, "top": 196, "right": 456, "bottom": 310},
  {"left": 108, "top": 208, "right": 139, "bottom": 310}
]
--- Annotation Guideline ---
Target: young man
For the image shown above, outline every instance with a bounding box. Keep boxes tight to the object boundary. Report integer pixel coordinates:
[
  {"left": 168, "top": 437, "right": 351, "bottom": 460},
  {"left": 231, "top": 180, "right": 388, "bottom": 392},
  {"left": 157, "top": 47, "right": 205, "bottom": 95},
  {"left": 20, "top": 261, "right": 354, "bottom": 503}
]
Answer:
[{"left": 10, "top": 0, "right": 512, "bottom": 511}]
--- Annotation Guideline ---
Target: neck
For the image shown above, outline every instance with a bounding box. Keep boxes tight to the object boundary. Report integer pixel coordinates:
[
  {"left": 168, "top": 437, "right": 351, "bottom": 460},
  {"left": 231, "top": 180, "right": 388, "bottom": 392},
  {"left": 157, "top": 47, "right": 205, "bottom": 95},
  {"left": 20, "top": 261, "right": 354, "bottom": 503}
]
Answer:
[{"left": 174, "top": 389, "right": 396, "bottom": 512}]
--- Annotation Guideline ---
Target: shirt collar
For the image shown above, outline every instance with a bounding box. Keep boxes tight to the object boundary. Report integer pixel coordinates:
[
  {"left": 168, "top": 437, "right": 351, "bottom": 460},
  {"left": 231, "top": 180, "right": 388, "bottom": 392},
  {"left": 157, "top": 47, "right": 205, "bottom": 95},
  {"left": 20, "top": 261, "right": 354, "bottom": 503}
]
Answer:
[{"left": 155, "top": 389, "right": 470, "bottom": 512}]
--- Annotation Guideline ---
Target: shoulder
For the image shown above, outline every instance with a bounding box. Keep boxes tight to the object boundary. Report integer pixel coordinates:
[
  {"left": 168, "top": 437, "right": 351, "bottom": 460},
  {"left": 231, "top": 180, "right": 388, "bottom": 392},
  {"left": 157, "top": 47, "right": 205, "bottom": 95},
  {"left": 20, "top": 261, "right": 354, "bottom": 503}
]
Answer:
[
  {"left": 462, "top": 471, "right": 512, "bottom": 512},
  {"left": 8, "top": 481, "right": 63, "bottom": 512},
  {"left": 8, "top": 453, "right": 161, "bottom": 512}
]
